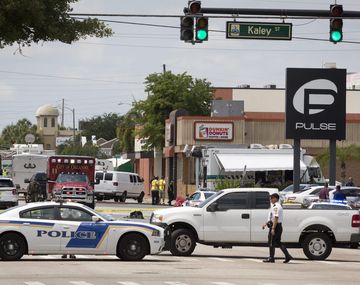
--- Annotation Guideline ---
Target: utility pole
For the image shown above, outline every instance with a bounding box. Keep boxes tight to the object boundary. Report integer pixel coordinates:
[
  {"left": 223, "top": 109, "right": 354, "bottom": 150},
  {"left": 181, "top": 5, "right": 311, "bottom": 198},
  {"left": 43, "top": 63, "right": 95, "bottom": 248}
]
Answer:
[
  {"left": 61, "top": 99, "right": 65, "bottom": 128},
  {"left": 163, "top": 64, "right": 166, "bottom": 74},
  {"left": 72, "top": 108, "right": 76, "bottom": 145}
]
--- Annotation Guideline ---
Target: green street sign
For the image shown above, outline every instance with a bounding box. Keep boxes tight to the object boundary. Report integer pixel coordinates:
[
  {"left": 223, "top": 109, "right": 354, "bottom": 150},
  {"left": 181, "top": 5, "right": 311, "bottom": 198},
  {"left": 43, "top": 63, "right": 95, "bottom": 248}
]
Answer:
[{"left": 226, "top": 22, "right": 292, "bottom": 40}]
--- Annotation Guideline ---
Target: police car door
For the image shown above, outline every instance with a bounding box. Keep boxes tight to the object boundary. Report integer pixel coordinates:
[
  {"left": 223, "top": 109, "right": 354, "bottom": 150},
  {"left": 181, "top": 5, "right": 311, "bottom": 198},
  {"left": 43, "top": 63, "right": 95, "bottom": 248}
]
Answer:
[
  {"left": 203, "top": 192, "right": 251, "bottom": 242},
  {"left": 19, "top": 206, "right": 62, "bottom": 253},
  {"left": 57, "top": 206, "right": 109, "bottom": 254}
]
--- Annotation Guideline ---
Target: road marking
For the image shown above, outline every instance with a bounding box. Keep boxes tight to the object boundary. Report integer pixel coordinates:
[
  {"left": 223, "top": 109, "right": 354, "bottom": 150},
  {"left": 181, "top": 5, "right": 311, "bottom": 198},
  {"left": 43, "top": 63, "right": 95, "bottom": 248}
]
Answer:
[
  {"left": 24, "top": 282, "right": 46, "bottom": 285},
  {"left": 244, "top": 258, "right": 263, "bottom": 263},
  {"left": 117, "top": 282, "right": 142, "bottom": 285},
  {"left": 165, "top": 282, "right": 189, "bottom": 285},
  {"left": 211, "top": 282, "right": 238, "bottom": 285},
  {"left": 208, "top": 257, "right": 233, "bottom": 262},
  {"left": 70, "top": 281, "right": 94, "bottom": 285},
  {"left": 315, "top": 260, "right": 341, "bottom": 265}
]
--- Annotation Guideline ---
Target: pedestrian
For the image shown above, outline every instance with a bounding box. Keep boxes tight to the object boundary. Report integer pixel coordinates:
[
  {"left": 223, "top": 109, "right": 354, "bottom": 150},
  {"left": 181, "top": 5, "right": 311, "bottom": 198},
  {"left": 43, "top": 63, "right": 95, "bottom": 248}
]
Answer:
[
  {"left": 167, "top": 180, "right": 175, "bottom": 205},
  {"left": 345, "top": 177, "right": 355, "bottom": 186},
  {"left": 319, "top": 182, "right": 330, "bottom": 201},
  {"left": 151, "top": 176, "right": 159, "bottom": 205},
  {"left": 262, "top": 193, "right": 292, "bottom": 263},
  {"left": 158, "top": 177, "right": 166, "bottom": 205},
  {"left": 333, "top": 185, "right": 346, "bottom": 202}
]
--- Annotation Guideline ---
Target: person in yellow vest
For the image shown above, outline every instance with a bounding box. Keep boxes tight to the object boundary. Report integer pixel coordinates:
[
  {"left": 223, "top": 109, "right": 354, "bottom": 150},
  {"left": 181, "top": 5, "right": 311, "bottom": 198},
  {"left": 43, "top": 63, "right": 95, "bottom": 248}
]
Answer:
[
  {"left": 151, "top": 177, "right": 159, "bottom": 205},
  {"left": 158, "top": 177, "right": 166, "bottom": 205}
]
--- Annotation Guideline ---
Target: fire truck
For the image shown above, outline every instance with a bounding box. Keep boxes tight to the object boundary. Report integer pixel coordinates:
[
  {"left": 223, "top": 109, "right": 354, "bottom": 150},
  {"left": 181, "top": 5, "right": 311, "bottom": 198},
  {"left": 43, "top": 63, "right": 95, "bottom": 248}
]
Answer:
[{"left": 47, "top": 156, "right": 97, "bottom": 208}]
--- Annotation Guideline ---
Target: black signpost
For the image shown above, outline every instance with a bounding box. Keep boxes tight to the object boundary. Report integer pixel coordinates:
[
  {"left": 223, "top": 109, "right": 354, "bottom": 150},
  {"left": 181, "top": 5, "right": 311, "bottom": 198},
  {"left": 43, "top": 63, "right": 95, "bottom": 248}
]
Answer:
[{"left": 285, "top": 68, "right": 346, "bottom": 191}]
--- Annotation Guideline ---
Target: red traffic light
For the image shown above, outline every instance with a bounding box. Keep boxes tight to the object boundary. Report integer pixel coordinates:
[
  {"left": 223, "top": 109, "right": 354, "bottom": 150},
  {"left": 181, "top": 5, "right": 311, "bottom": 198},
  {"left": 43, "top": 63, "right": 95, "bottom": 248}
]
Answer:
[
  {"left": 189, "top": 1, "right": 201, "bottom": 14},
  {"left": 197, "top": 17, "right": 208, "bottom": 29},
  {"left": 330, "top": 4, "right": 343, "bottom": 17}
]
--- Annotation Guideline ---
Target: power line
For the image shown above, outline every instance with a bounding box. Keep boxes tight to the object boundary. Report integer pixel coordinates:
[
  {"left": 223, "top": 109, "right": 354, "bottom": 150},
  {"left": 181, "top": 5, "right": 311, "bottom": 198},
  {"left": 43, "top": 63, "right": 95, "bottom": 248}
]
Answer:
[{"left": 0, "top": 70, "right": 143, "bottom": 84}]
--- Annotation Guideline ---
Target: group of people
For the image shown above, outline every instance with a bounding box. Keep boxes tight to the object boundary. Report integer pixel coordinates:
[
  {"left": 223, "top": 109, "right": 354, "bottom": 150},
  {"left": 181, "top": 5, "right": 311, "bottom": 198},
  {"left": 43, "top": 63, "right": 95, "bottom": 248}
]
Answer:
[
  {"left": 150, "top": 177, "right": 175, "bottom": 205},
  {"left": 319, "top": 177, "right": 355, "bottom": 201}
]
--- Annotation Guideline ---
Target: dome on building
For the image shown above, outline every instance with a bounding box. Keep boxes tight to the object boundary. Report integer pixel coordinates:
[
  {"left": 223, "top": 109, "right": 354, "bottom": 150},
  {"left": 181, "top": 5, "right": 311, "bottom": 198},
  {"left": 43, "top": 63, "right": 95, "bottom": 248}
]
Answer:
[{"left": 36, "top": 104, "right": 59, "bottom": 117}]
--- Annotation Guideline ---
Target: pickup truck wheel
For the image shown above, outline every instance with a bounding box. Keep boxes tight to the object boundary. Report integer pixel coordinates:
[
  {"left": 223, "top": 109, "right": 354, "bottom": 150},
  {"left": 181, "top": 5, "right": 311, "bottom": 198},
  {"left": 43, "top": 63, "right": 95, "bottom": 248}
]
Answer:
[
  {"left": 97, "top": 196, "right": 103, "bottom": 202},
  {"left": 350, "top": 243, "right": 359, "bottom": 249},
  {"left": 114, "top": 197, "right": 119, "bottom": 202},
  {"left": 117, "top": 233, "right": 149, "bottom": 261},
  {"left": 170, "top": 229, "right": 196, "bottom": 256},
  {"left": 0, "top": 233, "right": 26, "bottom": 261},
  {"left": 302, "top": 233, "right": 332, "bottom": 260}
]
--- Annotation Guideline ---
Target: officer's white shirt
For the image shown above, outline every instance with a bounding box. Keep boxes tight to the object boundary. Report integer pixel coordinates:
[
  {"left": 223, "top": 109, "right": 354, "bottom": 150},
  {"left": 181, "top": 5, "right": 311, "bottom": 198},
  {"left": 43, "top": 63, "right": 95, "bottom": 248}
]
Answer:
[{"left": 268, "top": 202, "right": 283, "bottom": 223}]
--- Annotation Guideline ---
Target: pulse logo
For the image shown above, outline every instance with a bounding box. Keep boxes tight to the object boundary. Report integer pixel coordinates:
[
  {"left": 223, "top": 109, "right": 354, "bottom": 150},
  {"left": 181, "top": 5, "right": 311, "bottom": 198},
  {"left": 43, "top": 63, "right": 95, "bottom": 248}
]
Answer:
[{"left": 293, "top": 79, "right": 337, "bottom": 116}]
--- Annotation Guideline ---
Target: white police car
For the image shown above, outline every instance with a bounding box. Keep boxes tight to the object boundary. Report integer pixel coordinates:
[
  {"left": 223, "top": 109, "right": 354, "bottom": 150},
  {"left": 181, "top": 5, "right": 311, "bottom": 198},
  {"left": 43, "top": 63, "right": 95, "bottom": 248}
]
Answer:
[{"left": 0, "top": 201, "right": 167, "bottom": 261}]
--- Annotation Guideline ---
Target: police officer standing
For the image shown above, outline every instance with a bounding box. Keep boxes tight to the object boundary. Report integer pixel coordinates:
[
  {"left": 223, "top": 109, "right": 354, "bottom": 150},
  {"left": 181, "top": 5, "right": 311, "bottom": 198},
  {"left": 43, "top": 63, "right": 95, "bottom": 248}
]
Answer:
[
  {"left": 151, "top": 176, "right": 159, "bottom": 205},
  {"left": 262, "top": 193, "right": 292, "bottom": 263},
  {"left": 158, "top": 177, "right": 166, "bottom": 205}
]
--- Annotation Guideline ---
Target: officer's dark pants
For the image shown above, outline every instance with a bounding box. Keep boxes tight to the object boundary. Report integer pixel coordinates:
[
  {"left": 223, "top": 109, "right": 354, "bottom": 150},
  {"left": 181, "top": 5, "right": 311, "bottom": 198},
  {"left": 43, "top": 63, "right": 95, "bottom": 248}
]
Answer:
[
  {"left": 268, "top": 223, "right": 290, "bottom": 259},
  {"left": 151, "top": 190, "right": 159, "bottom": 205}
]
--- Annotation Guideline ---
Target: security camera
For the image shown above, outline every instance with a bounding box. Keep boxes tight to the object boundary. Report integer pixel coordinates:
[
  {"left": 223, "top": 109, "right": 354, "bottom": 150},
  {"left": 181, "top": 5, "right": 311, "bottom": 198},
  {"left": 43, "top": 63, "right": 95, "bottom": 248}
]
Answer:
[
  {"left": 183, "top": 144, "right": 190, "bottom": 153},
  {"left": 190, "top": 145, "right": 196, "bottom": 154}
]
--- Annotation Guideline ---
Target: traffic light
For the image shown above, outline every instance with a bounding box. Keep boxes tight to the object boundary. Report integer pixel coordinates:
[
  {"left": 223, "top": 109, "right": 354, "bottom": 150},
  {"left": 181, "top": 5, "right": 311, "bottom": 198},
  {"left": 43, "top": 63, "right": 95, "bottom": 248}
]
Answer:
[
  {"left": 180, "top": 16, "right": 194, "bottom": 42},
  {"left": 188, "top": 1, "right": 202, "bottom": 14},
  {"left": 330, "top": 4, "right": 343, "bottom": 43},
  {"left": 196, "top": 16, "right": 208, "bottom": 41}
]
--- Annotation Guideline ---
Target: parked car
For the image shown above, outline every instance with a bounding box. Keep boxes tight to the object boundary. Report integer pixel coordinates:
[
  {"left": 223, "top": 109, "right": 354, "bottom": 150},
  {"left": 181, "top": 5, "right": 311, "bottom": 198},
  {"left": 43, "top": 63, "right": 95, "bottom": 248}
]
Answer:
[
  {"left": 95, "top": 171, "right": 145, "bottom": 203},
  {"left": 182, "top": 190, "right": 216, "bottom": 207},
  {"left": 24, "top": 172, "right": 47, "bottom": 202},
  {"left": 0, "top": 177, "right": 18, "bottom": 209},
  {"left": 280, "top": 184, "right": 316, "bottom": 201},
  {"left": 285, "top": 186, "right": 335, "bottom": 205}
]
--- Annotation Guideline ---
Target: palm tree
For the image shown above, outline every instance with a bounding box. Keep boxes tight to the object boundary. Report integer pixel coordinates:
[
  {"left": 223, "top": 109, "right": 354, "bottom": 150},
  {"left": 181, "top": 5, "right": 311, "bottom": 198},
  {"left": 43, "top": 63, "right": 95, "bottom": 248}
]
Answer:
[{"left": 317, "top": 144, "right": 360, "bottom": 184}]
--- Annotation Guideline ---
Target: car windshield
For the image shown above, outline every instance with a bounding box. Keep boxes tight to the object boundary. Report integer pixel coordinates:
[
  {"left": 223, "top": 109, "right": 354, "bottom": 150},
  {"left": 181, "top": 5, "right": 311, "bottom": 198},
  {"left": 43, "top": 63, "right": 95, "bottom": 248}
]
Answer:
[
  {"left": 199, "top": 191, "right": 223, "bottom": 208},
  {"left": 0, "top": 179, "right": 14, "bottom": 187},
  {"left": 80, "top": 204, "right": 114, "bottom": 221},
  {"left": 204, "top": 192, "right": 215, "bottom": 199},
  {"left": 56, "top": 173, "right": 89, "bottom": 183}
]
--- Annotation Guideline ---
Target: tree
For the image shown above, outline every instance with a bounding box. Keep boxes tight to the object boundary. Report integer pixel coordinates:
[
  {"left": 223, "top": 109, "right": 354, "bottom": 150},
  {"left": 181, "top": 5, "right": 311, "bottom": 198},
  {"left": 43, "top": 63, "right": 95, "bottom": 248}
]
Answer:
[
  {"left": 57, "top": 144, "right": 107, "bottom": 158},
  {"left": 317, "top": 144, "right": 360, "bottom": 184},
  {"left": 0, "top": 0, "right": 112, "bottom": 49},
  {"left": 117, "top": 110, "right": 140, "bottom": 153},
  {"left": 0, "top": 118, "right": 41, "bottom": 147},
  {"left": 133, "top": 71, "right": 214, "bottom": 149},
  {"left": 80, "top": 113, "right": 122, "bottom": 141}
]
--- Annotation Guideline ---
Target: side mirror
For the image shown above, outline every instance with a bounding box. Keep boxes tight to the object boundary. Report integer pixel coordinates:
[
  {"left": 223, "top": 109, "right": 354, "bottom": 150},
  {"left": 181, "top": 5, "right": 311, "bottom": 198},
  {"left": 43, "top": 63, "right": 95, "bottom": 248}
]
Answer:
[
  {"left": 24, "top": 178, "right": 30, "bottom": 183},
  {"left": 92, "top": 216, "right": 101, "bottom": 223},
  {"left": 207, "top": 202, "right": 218, "bottom": 212}
]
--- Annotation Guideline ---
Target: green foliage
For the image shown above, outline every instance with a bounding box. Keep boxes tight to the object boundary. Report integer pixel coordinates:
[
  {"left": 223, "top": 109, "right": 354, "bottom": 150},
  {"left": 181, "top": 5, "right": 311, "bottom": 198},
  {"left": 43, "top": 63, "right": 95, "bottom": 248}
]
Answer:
[
  {"left": 133, "top": 71, "right": 214, "bottom": 149},
  {"left": 80, "top": 113, "right": 122, "bottom": 141},
  {"left": 214, "top": 179, "right": 240, "bottom": 191},
  {"left": 117, "top": 110, "right": 139, "bottom": 153},
  {"left": 57, "top": 144, "right": 106, "bottom": 158},
  {"left": 0, "top": 118, "right": 41, "bottom": 147},
  {"left": 0, "top": 0, "right": 112, "bottom": 48}
]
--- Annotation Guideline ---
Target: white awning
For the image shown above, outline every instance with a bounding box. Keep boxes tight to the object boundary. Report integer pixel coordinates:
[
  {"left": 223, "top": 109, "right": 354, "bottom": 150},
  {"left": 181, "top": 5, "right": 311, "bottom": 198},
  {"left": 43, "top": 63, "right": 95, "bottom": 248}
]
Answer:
[{"left": 215, "top": 153, "right": 307, "bottom": 172}]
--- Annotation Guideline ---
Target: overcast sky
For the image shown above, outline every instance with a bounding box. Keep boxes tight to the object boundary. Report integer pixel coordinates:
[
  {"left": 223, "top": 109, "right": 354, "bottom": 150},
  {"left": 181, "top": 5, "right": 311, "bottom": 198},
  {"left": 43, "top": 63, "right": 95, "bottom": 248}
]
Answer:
[{"left": 1, "top": 0, "right": 360, "bottom": 132}]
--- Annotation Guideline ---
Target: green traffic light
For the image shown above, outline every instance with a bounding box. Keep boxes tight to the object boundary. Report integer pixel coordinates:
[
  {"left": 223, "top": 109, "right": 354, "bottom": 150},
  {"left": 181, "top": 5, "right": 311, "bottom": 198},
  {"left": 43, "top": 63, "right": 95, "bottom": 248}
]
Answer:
[
  {"left": 197, "top": 29, "right": 208, "bottom": 41},
  {"left": 331, "top": 30, "right": 342, "bottom": 42}
]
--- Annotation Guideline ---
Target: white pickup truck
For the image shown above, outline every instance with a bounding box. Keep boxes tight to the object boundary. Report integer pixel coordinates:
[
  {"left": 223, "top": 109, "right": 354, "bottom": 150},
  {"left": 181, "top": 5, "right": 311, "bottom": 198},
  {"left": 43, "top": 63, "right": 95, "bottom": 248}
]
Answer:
[{"left": 151, "top": 188, "right": 360, "bottom": 260}]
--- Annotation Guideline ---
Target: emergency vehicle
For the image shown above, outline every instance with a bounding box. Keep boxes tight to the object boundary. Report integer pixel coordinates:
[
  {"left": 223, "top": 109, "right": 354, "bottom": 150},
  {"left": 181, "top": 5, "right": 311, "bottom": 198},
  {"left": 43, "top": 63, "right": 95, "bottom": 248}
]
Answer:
[
  {"left": 47, "top": 156, "right": 97, "bottom": 208},
  {"left": 0, "top": 201, "right": 167, "bottom": 261}
]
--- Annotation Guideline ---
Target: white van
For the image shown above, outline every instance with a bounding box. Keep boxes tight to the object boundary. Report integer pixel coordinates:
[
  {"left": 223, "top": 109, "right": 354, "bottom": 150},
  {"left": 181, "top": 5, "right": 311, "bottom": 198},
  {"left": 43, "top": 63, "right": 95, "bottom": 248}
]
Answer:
[
  {"left": 95, "top": 171, "right": 145, "bottom": 203},
  {"left": 12, "top": 154, "right": 48, "bottom": 196},
  {"left": 0, "top": 177, "right": 18, "bottom": 209}
]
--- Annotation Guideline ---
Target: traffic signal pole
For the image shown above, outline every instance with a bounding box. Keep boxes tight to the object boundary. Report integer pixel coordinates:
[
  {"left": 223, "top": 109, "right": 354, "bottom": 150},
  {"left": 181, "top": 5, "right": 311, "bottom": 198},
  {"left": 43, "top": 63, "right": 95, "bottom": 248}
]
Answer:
[{"left": 184, "top": 7, "right": 360, "bottom": 18}]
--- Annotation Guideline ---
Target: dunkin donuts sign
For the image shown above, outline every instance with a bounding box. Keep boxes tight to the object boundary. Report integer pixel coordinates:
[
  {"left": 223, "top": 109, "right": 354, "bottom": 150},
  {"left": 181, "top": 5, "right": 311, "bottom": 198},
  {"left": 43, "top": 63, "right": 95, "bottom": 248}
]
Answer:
[{"left": 194, "top": 122, "right": 234, "bottom": 141}]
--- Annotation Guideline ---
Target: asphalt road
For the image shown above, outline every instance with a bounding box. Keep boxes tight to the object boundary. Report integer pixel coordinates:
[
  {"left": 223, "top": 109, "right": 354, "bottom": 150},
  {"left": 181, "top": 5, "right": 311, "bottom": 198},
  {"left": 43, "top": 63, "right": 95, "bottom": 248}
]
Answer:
[{"left": 0, "top": 245, "right": 359, "bottom": 285}]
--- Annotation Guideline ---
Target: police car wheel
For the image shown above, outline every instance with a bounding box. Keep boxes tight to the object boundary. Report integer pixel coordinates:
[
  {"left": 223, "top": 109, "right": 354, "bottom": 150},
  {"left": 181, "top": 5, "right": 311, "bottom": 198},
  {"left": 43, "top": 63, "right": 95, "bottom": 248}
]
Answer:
[
  {"left": 170, "top": 229, "right": 196, "bottom": 256},
  {"left": 117, "top": 233, "right": 149, "bottom": 261},
  {"left": 0, "top": 233, "right": 26, "bottom": 261},
  {"left": 302, "top": 233, "right": 332, "bottom": 260}
]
